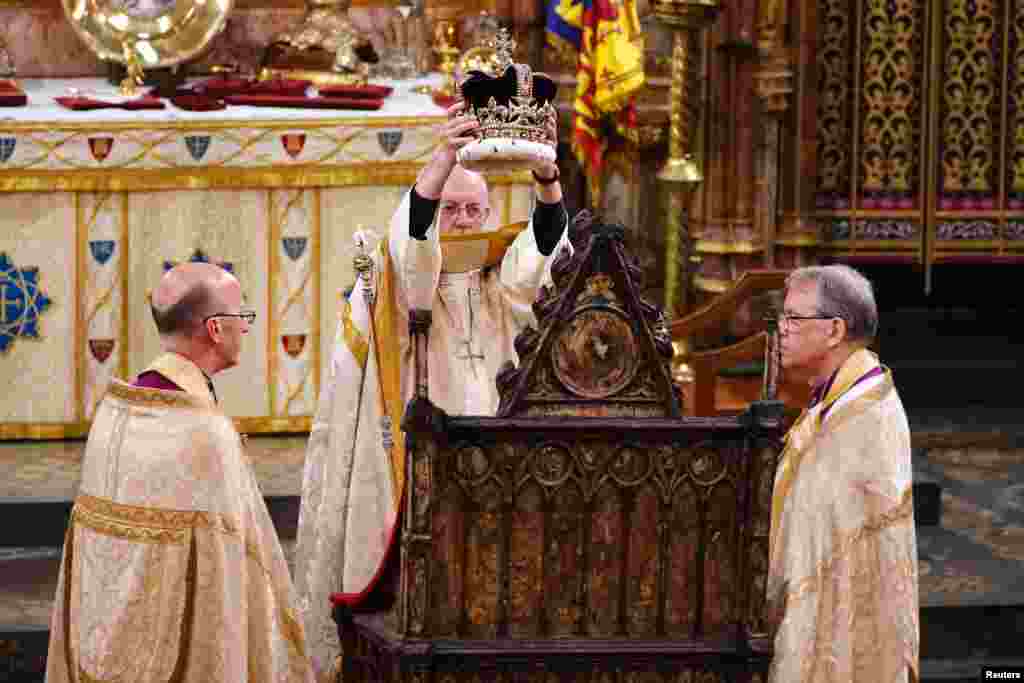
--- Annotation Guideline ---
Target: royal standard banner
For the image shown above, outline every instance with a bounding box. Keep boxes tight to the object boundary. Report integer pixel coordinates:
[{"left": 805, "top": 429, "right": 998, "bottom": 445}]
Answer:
[{"left": 546, "top": 0, "right": 645, "bottom": 204}]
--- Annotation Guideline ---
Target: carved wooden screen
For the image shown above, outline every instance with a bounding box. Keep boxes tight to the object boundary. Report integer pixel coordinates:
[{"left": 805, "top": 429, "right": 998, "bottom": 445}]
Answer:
[
  {"left": 404, "top": 423, "right": 780, "bottom": 643},
  {"left": 815, "top": 0, "right": 1024, "bottom": 279}
]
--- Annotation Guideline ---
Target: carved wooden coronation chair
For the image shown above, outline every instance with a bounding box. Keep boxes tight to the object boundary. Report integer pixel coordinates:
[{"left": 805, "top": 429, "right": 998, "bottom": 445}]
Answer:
[{"left": 333, "top": 222, "right": 786, "bottom": 683}]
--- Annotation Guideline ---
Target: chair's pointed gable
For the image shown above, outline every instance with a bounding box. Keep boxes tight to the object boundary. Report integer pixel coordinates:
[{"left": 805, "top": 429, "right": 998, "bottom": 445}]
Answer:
[{"left": 496, "top": 222, "right": 682, "bottom": 418}]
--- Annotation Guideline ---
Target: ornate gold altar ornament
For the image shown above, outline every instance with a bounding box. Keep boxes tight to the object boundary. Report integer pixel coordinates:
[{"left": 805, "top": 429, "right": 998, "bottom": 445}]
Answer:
[
  {"left": 261, "top": 0, "right": 373, "bottom": 86},
  {"left": 416, "top": 20, "right": 460, "bottom": 100},
  {"left": 456, "top": 29, "right": 558, "bottom": 173},
  {"left": 120, "top": 42, "right": 144, "bottom": 95},
  {"left": 458, "top": 44, "right": 497, "bottom": 78},
  {"left": 457, "top": 11, "right": 501, "bottom": 77},
  {"left": 63, "top": 0, "right": 233, "bottom": 95},
  {"left": 0, "top": 37, "right": 15, "bottom": 78}
]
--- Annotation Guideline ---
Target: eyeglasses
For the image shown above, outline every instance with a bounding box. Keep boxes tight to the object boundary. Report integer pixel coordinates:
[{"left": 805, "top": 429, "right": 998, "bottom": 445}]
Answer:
[
  {"left": 776, "top": 313, "right": 836, "bottom": 332},
  {"left": 203, "top": 310, "right": 256, "bottom": 325},
  {"left": 439, "top": 202, "right": 485, "bottom": 221}
]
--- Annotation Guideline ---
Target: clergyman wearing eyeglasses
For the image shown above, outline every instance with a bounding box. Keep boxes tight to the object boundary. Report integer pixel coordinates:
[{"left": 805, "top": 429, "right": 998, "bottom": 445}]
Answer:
[
  {"left": 45, "top": 262, "right": 315, "bottom": 682},
  {"left": 293, "top": 99, "right": 572, "bottom": 678},
  {"left": 767, "top": 265, "right": 918, "bottom": 683}
]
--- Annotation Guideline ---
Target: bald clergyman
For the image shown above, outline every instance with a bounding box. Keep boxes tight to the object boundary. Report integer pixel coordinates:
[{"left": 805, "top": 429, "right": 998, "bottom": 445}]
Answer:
[
  {"left": 294, "top": 102, "right": 570, "bottom": 679},
  {"left": 46, "top": 263, "right": 314, "bottom": 683}
]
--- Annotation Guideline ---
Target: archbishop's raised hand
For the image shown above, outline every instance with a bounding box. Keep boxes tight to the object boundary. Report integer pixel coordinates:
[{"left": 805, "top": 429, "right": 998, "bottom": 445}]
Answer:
[
  {"left": 438, "top": 100, "right": 480, "bottom": 161},
  {"left": 545, "top": 110, "right": 558, "bottom": 146}
]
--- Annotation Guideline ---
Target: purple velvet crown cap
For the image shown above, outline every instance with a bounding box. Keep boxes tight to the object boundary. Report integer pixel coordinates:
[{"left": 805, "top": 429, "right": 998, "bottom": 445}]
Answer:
[{"left": 459, "top": 66, "right": 557, "bottom": 111}]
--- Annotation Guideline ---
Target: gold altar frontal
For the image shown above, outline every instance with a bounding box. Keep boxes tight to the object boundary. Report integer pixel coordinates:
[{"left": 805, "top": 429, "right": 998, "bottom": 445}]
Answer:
[{"left": 0, "top": 78, "right": 533, "bottom": 439}]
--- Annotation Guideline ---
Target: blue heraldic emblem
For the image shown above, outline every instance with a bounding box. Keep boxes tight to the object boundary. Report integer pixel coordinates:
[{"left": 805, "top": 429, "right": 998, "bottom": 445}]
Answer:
[
  {"left": 164, "top": 249, "right": 234, "bottom": 274},
  {"left": 0, "top": 253, "right": 53, "bottom": 353},
  {"left": 282, "top": 237, "right": 308, "bottom": 261}
]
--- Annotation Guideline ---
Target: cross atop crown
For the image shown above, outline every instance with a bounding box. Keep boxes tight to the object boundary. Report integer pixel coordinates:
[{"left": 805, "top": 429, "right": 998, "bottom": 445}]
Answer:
[{"left": 488, "top": 28, "right": 516, "bottom": 73}]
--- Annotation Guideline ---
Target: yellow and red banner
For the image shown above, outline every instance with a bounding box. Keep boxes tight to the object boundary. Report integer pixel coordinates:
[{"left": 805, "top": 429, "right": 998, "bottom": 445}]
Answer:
[{"left": 546, "top": 0, "right": 645, "bottom": 204}]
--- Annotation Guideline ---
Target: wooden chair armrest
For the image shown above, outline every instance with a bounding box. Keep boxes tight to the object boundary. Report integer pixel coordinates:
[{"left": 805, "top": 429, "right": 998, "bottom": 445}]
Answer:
[{"left": 670, "top": 270, "right": 789, "bottom": 340}]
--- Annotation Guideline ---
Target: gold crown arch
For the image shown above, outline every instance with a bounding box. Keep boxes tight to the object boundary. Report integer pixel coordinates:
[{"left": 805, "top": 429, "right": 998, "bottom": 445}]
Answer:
[{"left": 64, "top": 0, "right": 233, "bottom": 95}]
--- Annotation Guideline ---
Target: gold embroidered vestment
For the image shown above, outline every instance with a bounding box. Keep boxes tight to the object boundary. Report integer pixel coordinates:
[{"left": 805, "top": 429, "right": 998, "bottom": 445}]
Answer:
[{"left": 46, "top": 355, "right": 314, "bottom": 682}]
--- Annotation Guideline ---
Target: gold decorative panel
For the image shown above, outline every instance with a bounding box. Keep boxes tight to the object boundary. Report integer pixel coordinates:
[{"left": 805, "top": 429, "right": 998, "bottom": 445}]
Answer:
[
  {"left": 859, "top": 0, "right": 924, "bottom": 206},
  {"left": 80, "top": 193, "right": 129, "bottom": 419},
  {"left": 815, "top": 0, "right": 1024, "bottom": 268},
  {"left": 1008, "top": 3, "right": 1024, "bottom": 206},
  {"left": 268, "top": 189, "right": 320, "bottom": 417},
  {"left": 0, "top": 194, "right": 76, "bottom": 424},
  {"left": 938, "top": 0, "right": 1003, "bottom": 204}
]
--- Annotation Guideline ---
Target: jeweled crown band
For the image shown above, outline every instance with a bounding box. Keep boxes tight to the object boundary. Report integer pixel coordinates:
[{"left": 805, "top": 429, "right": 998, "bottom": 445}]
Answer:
[{"left": 472, "top": 96, "right": 556, "bottom": 146}]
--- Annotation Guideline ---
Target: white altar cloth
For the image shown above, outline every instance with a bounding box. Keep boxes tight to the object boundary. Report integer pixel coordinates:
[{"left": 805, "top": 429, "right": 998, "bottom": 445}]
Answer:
[{"left": 0, "top": 75, "right": 447, "bottom": 124}]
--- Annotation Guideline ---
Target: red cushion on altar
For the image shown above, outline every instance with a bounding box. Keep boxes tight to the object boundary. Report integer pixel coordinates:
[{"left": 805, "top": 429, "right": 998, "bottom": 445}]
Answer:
[
  {"left": 55, "top": 96, "right": 104, "bottom": 111},
  {"left": 193, "top": 77, "right": 252, "bottom": 99},
  {"left": 193, "top": 78, "right": 313, "bottom": 99},
  {"left": 121, "top": 96, "right": 165, "bottom": 110},
  {"left": 431, "top": 92, "right": 457, "bottom": 109},
  {"left": 170, "top": 94, "right": 227, "bottom": 111},
  {"left": 224, "top": 94, "right": 384, "bottom": 110},
  {"left": 55, "top": 96, "right": 165, "bottom": 111},
  {"left": 316, "top": 84, "right": 393, "bottom": 99},
  {"left": 246, "top": 79, "right": 312, "bottom": 97},
  {"left": 0, "top": 79, "right": 27, "bottom": 106}
]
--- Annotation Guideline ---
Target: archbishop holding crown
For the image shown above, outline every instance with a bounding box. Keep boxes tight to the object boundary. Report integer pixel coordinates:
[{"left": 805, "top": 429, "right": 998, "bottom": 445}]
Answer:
[{"left": 293, "top": 30, "right": 571, "bottom": 681}]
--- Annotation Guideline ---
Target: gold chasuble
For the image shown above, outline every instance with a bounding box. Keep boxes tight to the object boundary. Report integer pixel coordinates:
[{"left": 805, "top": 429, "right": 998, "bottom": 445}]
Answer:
[
  {"left": 294, "top": 191, "right": 569, "bottom": 677},
  {"left": 767, "top": 349, "right": 919, "bottom": 683},
  {"left": 46, "top": 353, "right": 314, "bottom": 683}
]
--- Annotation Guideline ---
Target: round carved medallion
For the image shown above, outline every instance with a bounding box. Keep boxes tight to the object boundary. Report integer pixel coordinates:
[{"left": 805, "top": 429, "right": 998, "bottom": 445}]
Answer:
[
  {"left": 454, "top": 444, "right": 491, "bottom": 485},
  {"left": 531, "top": 444, "right": 573, "bottom": 486},
  {"left": 688, "top": 444, "right": 728, "bottom": 487},
  {"left": 552, "top": 306, "right": 639, "bottom": 399},
  {"left": 609, "top": 446, "right": 651, "bottom": 486}
]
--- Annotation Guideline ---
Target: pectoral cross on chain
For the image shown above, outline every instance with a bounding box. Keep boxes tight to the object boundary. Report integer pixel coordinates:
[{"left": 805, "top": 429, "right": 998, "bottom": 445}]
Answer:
[
  {"left": 453, "top": 285, "right": 485, "bottom": 366},
  {"left": 456, "top": 337, "right": 484, "bottom": 363}
]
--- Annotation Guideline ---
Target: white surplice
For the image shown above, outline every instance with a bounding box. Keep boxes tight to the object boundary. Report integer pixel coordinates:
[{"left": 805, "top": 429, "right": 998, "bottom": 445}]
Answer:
[{"left": 768, "top": 349, "right": 919, "bottom": 683}]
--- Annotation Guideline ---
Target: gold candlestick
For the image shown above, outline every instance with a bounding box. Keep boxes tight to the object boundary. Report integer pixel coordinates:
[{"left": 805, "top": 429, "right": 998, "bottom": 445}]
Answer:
[
  {"left": 119, "top": 42, "right": 144, "bottom": 97},
  {"left": 411, "top": 18, "right": 460, "bottom": 99},
  {"left": 653, "top": 0, "right": 720, "bottom": 319},
  {"left": 434, "top": 20, "right": 460, "bottom": 98}
]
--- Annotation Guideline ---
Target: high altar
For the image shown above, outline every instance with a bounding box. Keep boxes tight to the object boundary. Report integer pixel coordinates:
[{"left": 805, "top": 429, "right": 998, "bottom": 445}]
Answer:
[
  {"left": 4, "top": 0, "right": 1024, "bottom": 439},
  {"left": 0, "top": 77, "right": 533, "bottom": 438},
  {"left": 335, "top": 222, "right": 786, "bottom": 683}
]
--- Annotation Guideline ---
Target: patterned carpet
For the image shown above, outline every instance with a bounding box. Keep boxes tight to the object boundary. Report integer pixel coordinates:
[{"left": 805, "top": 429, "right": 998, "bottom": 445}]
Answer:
[{"left": 0, "top": 435, "right": 307, "bottom": 501}]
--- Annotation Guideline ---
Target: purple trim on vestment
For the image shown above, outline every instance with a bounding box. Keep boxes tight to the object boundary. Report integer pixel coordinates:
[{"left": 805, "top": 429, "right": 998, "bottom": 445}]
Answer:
[
  {"left": 816, "top": 365, "right": 885, "bottom": 420},
  {"left": 133, "top": 370, "right": 183, "bottom": 392}
]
